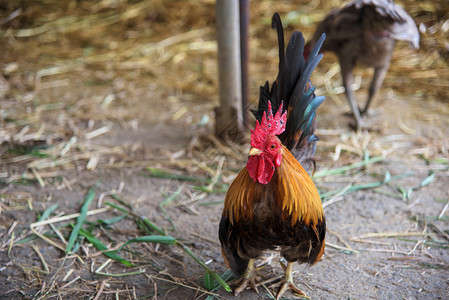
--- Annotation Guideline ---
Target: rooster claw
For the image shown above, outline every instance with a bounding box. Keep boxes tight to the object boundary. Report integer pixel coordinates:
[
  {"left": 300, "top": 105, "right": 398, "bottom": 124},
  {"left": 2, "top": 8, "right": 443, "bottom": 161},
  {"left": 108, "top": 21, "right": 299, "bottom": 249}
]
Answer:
[
  {"left": 276, "top": 280, "right": 309, "bottom": 300},
  {"left": 275, "top": 262, "right": 310, "bottom": 300},
  {"left": 233, "top": 275, "right": 260, "bottom": 296},
  {"left": 233, "top": 258, "right": 261, "bottom": 296}
]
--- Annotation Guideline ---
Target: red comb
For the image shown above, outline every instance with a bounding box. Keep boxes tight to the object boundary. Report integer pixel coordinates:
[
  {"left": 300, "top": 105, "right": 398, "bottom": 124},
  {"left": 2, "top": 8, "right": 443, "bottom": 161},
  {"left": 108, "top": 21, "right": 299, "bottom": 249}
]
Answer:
[{"left": 250, "top": 101, "right": 287, "bottom": 148}]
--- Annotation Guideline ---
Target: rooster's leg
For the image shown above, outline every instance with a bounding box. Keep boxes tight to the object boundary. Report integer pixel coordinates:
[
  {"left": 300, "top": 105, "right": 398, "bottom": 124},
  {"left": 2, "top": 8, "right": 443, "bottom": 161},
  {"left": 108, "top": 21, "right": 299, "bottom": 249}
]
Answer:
[
  {"left": 234, "top": 258, "right": 259, "bottom": 296},
  {"left": 362, "top": 65, "right": 389, "bottom": 116},
  {"left": 276, "top": 262, "right": 309, "bottom": 300}
]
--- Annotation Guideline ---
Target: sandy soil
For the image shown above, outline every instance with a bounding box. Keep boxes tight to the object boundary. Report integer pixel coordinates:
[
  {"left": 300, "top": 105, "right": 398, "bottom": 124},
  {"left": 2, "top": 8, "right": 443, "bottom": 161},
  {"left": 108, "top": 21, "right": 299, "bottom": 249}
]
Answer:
[{"left": 1, "top": 1, "right": 448, "bottom": 299}]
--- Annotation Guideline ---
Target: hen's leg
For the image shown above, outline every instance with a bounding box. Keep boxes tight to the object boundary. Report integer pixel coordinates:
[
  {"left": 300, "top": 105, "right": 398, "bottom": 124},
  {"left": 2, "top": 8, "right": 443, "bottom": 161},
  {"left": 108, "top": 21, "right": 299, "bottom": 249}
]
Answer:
[
  {"left": 276, "top": 262, "right": 308, "bottom": 300},
  {"left": 362, "top": 65, "right": 389, "bottom": 116},
  {"left": 234, "top": 258, "right": 259, "bottom": 296},
  {"left": 339, "top": 56, "right": 365, "bottom": 129}
]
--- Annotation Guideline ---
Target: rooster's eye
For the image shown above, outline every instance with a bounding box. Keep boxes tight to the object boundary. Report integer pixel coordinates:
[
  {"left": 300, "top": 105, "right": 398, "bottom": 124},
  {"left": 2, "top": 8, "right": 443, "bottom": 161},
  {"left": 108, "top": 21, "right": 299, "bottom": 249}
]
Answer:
[{"left": 270, "top": 144, "right": 276, "bottom": 149}]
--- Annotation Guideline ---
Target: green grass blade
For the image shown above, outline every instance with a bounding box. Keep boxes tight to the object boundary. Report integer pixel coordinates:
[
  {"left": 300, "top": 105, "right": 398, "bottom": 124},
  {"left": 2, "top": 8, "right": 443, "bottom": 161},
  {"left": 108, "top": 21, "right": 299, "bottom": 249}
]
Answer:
[
  {"left": 419, "top": 173, "right": 435, "bottom": 187},
  {"left": 193, "top": 186, "right": 229, "bottom": 193},
  {"left": 110, "top": 194, "right": 133, "bottom": 209},
  {"left": 104, "top": 201, "right": 129, "bottom": 214},
  {"left": 160, "top": 188, "right": 182, "bottom": 207},
  {"left": 159, "top": 188, "right": 182, "bottom": 230},
  {"left": 144, "top": 168, "right": 204, "bottom": 182},
  {"left": 95, "top": 270, "right": 146, "bottom": 277},
  {"left": 140, "top": 217, "right": 166, "bottom": 235},
  {"left": 119, "top": 235, "right": 177, "bottom": 251},
  {"left": 16, "top": 235, "right": 38, "bottom": 244},
  {"left": 177, "top": 242, "right": 231, "bottom": 292},
  {"left": 434, "top": 157, "right": 448, "bottom": 164},
  {"left": 373, "top": 189, "right": 403, "bottom": 200},
  {"left": 210, "top": 272, "right": 232, "bottom": 293},
  {"left": 321, "top": 172, "right": 414, "bottom": 200},
  {"left": 204, "top": 271, "right": 215, "bottom": 290},
  {"left": 199, "top": 200, "right": 224, "bottom": 206},
  {"left": 122, "top": 248, "right": 162, "bottom": 271},
  {"left": 66, "top": 187, "right": 96, "bottom": 253},
  {"left": 210, "top": 270, "right": 235, "bottom": 292},
  {"left": 77, "top": 227, "right": 134, "bottom": 266},
  {"left": 384, "top": 171, "right": 391, "bottom": 182},
  {"left": 313, "top": 155, "right": 385, "bottom": 178},
  {"left": 38, "top": 203, "right": 59, "bottom": 221},
  {"left": 101, "top": 192, "right": 231, "bottom": 292},
  {"left": 98, "top": 214, "right": 128, "bottom": 226}
]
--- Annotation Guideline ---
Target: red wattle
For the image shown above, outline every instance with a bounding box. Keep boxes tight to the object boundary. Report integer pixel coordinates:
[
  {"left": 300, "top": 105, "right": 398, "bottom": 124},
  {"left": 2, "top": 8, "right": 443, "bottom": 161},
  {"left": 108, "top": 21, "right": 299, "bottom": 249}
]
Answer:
[
  {"left": 246, "top": 155, "right": 275, "bottom": 184},
  {"left": 247, "top": 155, "right": 259, "bottom": 183}
]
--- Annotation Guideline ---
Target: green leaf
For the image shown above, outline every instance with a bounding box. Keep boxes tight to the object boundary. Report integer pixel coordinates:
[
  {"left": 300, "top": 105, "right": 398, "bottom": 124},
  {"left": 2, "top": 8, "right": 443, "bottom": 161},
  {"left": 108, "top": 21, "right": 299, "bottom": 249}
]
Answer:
[
  {"left": 193, "top": 186, "right": 229, "bottom": 193},
  {"left": 66, "top": 187, "right": 96, "bottom": 253},
  {"left": 383, "top": 171, "right": 391, "bottom": 183},
  {"left": 77, "top": 227, "right": 134, "bottom": 266},
  {"left": 95, "top": 270, "right": 146, "bottom": 277},
  {"left": 159, "top": 188, "right": 182, "bottom": 230},
  {"left": 398, "top": 186, "right": 407, "bottom": 198},
  {"left": 38, "top": 204, "right": 58, "bottom": 221},
  {"left": 140, "top": 217, "right": 166, "bottom": 235},
  {"left": 110, "top": 194, "right": 133, "bottom": 209},
  {"left": 419, "top": 173, "right": 435, "bottom": 187},
  {"left": 144, "top": 168, "right": 204, "bottom": 182},
  {"left": 210, "top": 272, "right": 232, "bottom": 292},
  {"left": 363, "top": 150, "right": 370, "bottom": 162},
  {"left": 313, "top": 155, "right": 385, "bottom": 178},
  {"left": 104, "top": 201, "right": 129, "bottom": 214},
  {"left": 204, "top": 271, "right": 215, "bottom": 290},
  {"left": 320, "top": 172, "right": 414, "bottom": 201},
  {"left": 434, "top": 157, "right": 448, "bottom": 164},
  {"left": 177, "top": 243, "right": 232, "bottom": 292},
  {"left": 16, "top": 235, "right": 38, "bottom": 244},
  {"left": 98, "top": 214, "right": 127, "bottom": 226},
  {"left": 120, "top": 235, "right": 177, "bottom": 251}
]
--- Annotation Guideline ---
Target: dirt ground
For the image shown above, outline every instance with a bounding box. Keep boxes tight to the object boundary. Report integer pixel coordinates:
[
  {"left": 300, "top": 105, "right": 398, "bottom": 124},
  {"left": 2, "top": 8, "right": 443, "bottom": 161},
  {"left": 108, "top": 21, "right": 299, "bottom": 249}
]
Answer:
[{"left": 1, "top": 1, "right": 448, "bottom": 299}]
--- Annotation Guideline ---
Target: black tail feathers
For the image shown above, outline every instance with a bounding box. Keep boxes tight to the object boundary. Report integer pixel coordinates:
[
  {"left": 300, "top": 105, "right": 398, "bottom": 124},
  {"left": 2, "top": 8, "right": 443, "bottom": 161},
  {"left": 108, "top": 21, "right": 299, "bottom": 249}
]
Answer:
[{"left": 252, "top": 12, "right": 325, "bottom": 172}]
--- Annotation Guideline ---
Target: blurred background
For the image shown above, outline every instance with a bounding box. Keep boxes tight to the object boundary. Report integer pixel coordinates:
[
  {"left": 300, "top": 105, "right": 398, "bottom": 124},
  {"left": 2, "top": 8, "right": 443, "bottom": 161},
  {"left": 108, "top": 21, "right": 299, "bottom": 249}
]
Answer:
[
  {"left": 1, "top": 0, "right": 448, "bottom": 157},
  {"left": 0, "top": 1, "right": 448, "bottom": 299}
]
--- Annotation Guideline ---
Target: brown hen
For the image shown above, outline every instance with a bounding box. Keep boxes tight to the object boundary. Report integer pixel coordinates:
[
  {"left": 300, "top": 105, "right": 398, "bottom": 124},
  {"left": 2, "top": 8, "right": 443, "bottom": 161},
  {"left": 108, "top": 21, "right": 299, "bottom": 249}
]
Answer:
[{"left": 306, "top": 0, "right": 419, "bottom": 128}]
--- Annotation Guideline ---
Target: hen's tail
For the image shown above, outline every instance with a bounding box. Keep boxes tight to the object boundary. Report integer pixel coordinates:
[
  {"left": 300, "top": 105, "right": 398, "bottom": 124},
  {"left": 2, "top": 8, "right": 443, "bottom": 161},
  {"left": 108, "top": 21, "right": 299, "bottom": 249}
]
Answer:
[{"left": 252, "top": 12, "right": 326, "bottom": 172}]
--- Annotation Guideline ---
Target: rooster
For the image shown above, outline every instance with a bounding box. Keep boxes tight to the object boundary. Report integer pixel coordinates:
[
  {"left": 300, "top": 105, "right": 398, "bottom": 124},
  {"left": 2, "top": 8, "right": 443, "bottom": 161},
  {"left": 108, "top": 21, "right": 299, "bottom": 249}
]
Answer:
[
  {"left": 219, "top": 12, "right": 326, "bottom": 299},
  {"left": 305, "top": 0, "right": 419, "bottom": 128}
]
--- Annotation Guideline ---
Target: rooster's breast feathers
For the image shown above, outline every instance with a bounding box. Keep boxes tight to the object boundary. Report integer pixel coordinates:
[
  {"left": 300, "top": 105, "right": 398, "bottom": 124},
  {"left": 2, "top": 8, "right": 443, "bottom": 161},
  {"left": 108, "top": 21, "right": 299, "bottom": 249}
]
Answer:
[{"left": 223, "top": 145, "right": 323, "bottom": 227}]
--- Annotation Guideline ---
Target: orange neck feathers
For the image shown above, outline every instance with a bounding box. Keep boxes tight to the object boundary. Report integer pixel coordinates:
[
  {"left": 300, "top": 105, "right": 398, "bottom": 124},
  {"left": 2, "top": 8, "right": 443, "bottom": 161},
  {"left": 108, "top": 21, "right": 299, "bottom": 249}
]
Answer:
[
  {"left": 223, "top": 145, "right": 323, "bottom": 226},
  {"left": 274, "top": 146, "right": 323, "bottom": 226},
  {"left": 223, "top": 167, "right": 262, "bottom": 224}
]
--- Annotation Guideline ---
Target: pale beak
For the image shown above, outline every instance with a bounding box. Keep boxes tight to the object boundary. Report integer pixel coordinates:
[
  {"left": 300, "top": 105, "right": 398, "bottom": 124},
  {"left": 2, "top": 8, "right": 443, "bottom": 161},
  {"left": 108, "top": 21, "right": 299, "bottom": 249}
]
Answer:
[{"left": 248, "top": 147, "right": 263, "bottom": 157}]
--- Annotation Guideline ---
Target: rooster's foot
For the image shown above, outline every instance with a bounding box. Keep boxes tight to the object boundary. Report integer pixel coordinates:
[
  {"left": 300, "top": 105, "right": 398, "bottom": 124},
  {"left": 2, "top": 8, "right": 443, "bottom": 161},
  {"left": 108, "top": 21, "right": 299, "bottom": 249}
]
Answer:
[
  {"left": 276, "top": 280, "right": 309, "bottom": 300},
  {"left": 233, "top": 275, "right": 260, "bottom": 296},
  {"left": 276, "top": 262, "right": 310, "bottom": 300},
  {"left": 233, "top": 259, "right": 261, "bottom": 296}
]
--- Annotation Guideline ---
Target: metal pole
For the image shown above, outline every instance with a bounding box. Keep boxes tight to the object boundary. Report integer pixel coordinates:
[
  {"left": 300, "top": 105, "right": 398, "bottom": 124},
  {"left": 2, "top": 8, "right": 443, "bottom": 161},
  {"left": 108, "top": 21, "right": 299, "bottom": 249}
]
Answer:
[
  {"left": 239, "top": 0, "right": 250, "bottom": 129},
  {"left": 215, "top": 0, "right": 242, "bottom": 138}
]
